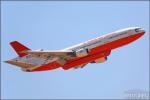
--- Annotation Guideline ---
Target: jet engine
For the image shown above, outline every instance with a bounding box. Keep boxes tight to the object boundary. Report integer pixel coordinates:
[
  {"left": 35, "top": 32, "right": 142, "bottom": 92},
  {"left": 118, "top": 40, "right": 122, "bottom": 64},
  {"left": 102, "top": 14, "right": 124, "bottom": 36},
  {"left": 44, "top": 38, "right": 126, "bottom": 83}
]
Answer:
[
  {"left": 75, "top": 48, "right": 89, "bottom": 57},
  {"left": 91, "top": 57, "right": 107, "bottom": 63}
]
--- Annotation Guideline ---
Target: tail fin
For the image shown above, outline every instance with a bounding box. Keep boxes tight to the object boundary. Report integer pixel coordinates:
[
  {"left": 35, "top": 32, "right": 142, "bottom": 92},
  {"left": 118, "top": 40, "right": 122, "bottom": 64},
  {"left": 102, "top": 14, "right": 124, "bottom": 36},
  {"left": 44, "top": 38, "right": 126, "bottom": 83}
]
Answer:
[{"left": 10, "top": 41, "right": 30, "bottom": 57}]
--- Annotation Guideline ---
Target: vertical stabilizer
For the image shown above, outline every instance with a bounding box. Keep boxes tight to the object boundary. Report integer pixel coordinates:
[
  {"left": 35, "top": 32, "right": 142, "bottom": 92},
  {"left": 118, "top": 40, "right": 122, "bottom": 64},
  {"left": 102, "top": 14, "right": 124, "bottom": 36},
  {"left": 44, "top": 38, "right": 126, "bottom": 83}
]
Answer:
[{"left": 10, "top": 41, "right": 30, "bottom": 57}]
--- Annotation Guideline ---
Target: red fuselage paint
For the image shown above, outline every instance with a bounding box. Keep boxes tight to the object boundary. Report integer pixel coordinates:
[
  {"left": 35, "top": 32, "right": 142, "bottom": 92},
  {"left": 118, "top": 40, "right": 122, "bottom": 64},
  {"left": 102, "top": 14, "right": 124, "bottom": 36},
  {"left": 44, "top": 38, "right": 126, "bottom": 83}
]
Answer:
[{"left": 32, "top": 32, "right": 144, "bottom": 71}]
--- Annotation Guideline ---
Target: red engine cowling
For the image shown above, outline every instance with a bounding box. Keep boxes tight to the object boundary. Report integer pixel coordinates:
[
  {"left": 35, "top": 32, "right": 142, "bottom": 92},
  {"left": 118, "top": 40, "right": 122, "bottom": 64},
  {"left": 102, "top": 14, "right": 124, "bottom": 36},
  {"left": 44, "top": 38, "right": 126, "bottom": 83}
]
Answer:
[{"left": 91, "top": 57, "right": 107, "bottom": 63}]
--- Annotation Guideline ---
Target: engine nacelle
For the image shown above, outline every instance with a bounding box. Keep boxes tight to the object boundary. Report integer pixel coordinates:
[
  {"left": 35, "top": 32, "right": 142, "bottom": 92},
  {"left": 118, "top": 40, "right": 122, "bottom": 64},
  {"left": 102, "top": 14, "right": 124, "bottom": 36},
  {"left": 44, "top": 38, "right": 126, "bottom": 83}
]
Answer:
[
  {"left": 91, "top": 57, "right": 107, "bottom": 63},
  {"left": 75, "top": 48, "right": 89, "bottom": 57},
  {"left": 21, "top": 68, "right": 32, "bottom": 72}
]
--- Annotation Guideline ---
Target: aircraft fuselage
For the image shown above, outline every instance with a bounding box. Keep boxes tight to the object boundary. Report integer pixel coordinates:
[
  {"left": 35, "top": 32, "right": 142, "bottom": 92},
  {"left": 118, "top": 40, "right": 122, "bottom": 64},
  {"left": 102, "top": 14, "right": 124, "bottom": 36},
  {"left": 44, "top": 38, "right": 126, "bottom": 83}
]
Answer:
[
  {"left": 33, "top": 27, "right": 145, "bottom": 71},
  {"left": 5, "top": 27, "right": 145, "bottom": 72}
]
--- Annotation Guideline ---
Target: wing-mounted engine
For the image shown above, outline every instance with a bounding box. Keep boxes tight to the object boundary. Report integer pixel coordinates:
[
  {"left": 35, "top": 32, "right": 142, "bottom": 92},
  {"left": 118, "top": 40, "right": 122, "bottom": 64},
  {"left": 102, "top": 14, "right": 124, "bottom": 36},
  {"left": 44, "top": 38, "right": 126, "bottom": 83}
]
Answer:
[
  {"left": 74, "top": 64, "right": 87, "bottom": 69},
  {"left": 75, "top": 48, "right": 90, "bottom": 57},
  {"left": 91, "top": 57, "right": 107, "bottom": 63}
]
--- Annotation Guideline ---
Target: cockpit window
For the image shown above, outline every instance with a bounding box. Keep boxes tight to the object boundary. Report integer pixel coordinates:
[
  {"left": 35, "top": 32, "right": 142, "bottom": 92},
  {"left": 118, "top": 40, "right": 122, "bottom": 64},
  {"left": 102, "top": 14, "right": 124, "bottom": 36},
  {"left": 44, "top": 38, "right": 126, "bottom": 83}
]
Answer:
[{"left": 135, "top": 28, "right": 141, "bottom": 32}]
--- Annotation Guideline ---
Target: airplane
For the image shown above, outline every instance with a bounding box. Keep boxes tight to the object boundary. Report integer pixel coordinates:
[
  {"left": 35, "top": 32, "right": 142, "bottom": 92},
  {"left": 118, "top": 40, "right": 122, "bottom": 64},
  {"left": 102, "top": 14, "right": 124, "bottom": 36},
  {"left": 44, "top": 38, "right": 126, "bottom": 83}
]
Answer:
[{"left": 5, "top": 27, "right": 145, "bottom": 72}]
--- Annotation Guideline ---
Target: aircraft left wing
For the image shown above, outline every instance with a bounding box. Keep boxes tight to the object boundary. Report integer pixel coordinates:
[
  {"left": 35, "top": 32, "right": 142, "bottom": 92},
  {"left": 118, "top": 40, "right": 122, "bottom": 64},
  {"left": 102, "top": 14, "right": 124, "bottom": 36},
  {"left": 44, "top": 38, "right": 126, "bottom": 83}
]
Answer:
[{"left": 24, "top": 50, "right": 76, "bottom": 58}]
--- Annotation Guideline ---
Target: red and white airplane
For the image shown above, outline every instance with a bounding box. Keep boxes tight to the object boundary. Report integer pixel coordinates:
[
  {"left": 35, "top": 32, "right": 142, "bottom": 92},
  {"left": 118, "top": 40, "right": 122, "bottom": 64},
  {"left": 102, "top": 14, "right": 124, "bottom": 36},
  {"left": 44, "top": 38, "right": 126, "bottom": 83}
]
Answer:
[{"left": 5, "top": 27, "right": 145, "bottom": 72}]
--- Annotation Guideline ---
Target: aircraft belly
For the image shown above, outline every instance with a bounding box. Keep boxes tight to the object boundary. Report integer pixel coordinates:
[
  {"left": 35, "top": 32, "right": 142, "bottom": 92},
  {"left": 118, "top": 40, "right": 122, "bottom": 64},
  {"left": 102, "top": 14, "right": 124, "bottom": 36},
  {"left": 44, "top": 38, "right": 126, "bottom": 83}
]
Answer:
[{"left": 62, "top": 50, "right": 111, "bottom": 70}]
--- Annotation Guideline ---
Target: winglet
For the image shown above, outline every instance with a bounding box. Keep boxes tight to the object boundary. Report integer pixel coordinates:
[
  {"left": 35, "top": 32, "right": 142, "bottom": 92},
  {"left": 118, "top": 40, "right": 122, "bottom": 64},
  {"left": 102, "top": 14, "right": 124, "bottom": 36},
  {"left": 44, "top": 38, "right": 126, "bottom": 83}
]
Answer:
[{"left": 10, "top": 41, "right": 30, "bottom": 57}]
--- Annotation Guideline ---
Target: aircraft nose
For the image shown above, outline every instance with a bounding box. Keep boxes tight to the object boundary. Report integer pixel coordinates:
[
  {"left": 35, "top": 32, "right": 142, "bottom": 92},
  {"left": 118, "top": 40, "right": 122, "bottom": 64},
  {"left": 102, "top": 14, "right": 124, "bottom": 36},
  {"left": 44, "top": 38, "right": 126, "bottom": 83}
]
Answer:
[
  {"left": 135, "top": 28, "right": 145, "bottom": 33},
  {"left": 139, "top": 28, "right": 145, "bottom": 33}
]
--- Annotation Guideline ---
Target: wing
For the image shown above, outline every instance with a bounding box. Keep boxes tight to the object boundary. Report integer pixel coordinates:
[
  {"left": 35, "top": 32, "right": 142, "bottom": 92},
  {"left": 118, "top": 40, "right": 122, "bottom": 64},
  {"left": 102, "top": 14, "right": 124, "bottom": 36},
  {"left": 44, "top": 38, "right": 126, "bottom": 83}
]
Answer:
[
  {"left": 22, "top": 50, "right": 76, "bottom": 67},
  {"left": 5, "top": 56, "right": 60, "bottom": 72},
  {"left": 24, "top": 50, "right": 75, "bottom": 58},
  {"left": 5, "top": 59, "right": 40, "bottom": 72},
  {"left": 5, "top": 60, "right": 37, "bottom": 68}
]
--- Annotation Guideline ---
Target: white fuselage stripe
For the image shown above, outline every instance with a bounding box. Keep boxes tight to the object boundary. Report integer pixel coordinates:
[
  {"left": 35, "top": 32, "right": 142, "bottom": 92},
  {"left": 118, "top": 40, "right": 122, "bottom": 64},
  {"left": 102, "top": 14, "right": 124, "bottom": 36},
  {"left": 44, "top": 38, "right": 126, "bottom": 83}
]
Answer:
[{"left": 63, "top": 29, "right": 137, "bottom": 51}]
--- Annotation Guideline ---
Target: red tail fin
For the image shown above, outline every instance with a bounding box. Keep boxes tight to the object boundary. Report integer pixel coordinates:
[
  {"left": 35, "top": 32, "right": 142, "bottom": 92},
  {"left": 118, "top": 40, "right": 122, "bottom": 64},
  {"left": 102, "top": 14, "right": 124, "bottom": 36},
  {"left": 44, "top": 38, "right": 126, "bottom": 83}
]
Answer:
[{"left": 10, "top": 41, "right": 30, "bottom": 57}]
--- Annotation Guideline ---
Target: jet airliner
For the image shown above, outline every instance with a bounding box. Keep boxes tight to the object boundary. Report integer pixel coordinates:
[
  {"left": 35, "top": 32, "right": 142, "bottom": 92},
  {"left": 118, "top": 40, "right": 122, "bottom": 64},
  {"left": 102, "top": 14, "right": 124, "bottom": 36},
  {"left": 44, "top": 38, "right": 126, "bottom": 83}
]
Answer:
[{"left": 5, "top": 27, "right": 145, "bottom": 72}]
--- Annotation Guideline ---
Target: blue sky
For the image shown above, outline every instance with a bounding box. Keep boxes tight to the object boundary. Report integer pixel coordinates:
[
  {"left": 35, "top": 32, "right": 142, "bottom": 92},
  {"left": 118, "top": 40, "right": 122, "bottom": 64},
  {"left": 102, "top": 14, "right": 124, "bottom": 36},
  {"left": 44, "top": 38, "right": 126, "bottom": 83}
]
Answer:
[{"left": 1, "top": 1, "right": 149, "bottom": 99}]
